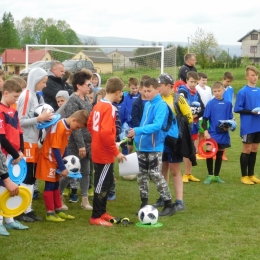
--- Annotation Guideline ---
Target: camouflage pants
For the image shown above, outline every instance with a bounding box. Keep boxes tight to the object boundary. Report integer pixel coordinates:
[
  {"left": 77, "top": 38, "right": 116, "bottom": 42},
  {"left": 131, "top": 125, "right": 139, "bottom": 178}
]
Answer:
[{"left": 137, "top": 152, "right": 171, "bottom": 201}]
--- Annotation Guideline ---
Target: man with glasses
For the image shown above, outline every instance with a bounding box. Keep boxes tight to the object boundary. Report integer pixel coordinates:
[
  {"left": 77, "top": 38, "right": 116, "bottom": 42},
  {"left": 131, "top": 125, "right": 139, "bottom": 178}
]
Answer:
[{"left": 178, "top": 53, "right": 197, "bottom": 83}]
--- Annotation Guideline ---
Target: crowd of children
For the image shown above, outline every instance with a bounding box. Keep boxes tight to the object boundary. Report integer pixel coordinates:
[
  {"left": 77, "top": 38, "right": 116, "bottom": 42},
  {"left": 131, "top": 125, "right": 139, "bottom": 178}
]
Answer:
[{"left": 1, "top": 59, "right": 260, "bottom": 233}]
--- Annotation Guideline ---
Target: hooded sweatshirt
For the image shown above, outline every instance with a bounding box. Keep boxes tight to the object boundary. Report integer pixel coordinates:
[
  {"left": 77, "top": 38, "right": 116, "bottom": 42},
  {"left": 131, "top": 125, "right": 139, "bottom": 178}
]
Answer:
[{"left": 17, "top": 67, "right": 47, "bottom": 144}]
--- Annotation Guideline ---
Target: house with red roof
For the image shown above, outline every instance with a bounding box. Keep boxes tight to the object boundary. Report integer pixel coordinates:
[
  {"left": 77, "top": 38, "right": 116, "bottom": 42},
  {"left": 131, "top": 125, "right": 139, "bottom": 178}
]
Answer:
[{"left": 0, "top": 48, "right": 52, "bottom": 75}]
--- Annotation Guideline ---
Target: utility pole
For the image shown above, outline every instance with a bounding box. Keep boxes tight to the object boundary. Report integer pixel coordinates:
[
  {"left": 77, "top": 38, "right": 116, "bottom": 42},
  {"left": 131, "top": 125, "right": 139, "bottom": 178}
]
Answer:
[{"left": 187, "top": 37, "right": 190, "bottom": 53}]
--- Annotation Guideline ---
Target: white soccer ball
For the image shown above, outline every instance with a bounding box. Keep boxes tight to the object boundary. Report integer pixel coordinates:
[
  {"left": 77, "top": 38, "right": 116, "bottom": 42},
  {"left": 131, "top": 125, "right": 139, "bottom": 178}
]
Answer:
[
  {"left": 122, "top": 174, "right": 137, "bottom": 181},
  {"left": 34, "top": 104, "right": 54, "bottom": 122},
  {"left": 63, "top": 155, "right": 81, "bottom": 173},
  {"left": 138, "top": 205, "right": 158, "bottom": 225}
]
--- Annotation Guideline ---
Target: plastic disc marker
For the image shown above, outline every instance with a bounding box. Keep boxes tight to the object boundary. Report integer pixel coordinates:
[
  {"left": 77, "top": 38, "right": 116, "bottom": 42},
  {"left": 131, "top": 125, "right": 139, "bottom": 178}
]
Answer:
[
  {"left": 36, "top": 114, "right": 61, "bottom": 129},
  {"left": 198, "top": 138, "right": 218, "bottom": 158},
  {"left": 8, "top": 158, "right": 27, "bottom": 184},
  {"left": 56, "top": 169, "right": 82, "bottom": 179}
]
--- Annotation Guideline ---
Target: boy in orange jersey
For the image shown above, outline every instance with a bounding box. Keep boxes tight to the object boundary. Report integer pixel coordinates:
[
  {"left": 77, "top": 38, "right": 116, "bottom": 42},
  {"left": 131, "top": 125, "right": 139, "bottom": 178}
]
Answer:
[
  {"left": 87, "top": 77, "right": 126, "bottom": 226},
  {"left": 35, "top": 110, "right": 89, "bottom": 222}
]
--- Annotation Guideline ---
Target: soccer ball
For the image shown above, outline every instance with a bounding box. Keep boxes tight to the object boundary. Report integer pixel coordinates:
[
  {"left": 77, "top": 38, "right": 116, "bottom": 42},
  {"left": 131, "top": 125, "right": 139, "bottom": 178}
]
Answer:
[
  {"left": 34, "top": 104, "right": 54, "bottom": 122},
  {"left": 63, "top": 155, "right": 81, "bottom": 173},
  {"left": 122, "top": 174, "right": 137, "bottom": 181},
  {"left": 138, "top": 205, "right": 158, "bottom": 225}
]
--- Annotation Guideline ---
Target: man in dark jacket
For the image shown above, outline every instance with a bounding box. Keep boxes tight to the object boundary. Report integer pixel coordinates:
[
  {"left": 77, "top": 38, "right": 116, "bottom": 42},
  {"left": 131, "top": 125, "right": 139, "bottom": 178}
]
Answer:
[
  {"left": 43, "top": 61, "right": 66, "bottom": 111},
  {"left": 178, "top": 53, "right": 197, "bottom": 83}
]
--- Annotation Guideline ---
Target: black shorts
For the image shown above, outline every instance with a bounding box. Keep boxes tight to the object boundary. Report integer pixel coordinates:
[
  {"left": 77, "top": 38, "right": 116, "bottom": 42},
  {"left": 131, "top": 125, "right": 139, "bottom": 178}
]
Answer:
[
  {"left": 218, "top": 143, "right": 231, "bottom": 149},
  {"left": 241, "top": 132, "right": 260, "bottom": 144},
  {"left": 162, "top": 151, "right": 183, "bottom": 163}
]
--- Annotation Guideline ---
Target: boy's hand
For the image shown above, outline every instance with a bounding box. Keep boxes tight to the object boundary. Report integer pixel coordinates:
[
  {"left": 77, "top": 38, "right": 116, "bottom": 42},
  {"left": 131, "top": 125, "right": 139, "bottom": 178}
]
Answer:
[
  {"left": 193, "top": 114, "right": 198, "bottom": 118},
  {"left": 79, "top": 147, "right": 87, "bottom": 158},
  {"left": 116, "top": 153, "right": 127, "bottom": 163},
  {"left": 12, "top": 153, "right": 23, "bottom": 165},
  {"left": 204, "top": 130, "right": 211, "bottom": 139},
  {"left": 60, "top": 169, "right": 68, "bottom": 177},
  {"left": 3, "top": 178, "right": 19, "bottom": 196},
  {"left": 37, "top": 109, "right": 53, "bottom": 122},
  {"left": 128, "top": 128, "right": 135, "bottom": 138}
]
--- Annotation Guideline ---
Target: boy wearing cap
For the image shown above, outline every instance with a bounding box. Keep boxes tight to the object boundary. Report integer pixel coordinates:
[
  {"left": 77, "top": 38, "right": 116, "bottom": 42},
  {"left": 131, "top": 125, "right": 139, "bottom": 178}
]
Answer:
[
  {"left": 153, "top": 73, "right": 192, "bottom": 210},
  {"left": 56, "top": 90, "right": 69, "bottom": 108}
]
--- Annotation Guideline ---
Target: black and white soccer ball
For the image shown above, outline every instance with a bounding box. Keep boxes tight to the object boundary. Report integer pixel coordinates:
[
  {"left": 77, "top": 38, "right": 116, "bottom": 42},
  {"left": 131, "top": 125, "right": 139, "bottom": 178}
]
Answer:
[
  {"left": 138, "top": 205, "right": 158, "bottom": 225},
  {"left": 63, "top": 155, "right": 81, "bottom": 173},
  {"left": 34, "top": 104, "right": 54, "bottom": 122}
]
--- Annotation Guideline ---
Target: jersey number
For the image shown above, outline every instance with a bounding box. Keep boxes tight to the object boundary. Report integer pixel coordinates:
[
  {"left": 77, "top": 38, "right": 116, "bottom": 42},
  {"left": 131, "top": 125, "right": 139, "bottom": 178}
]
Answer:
[{"left": 93, "top": 111, "right": 100, "bottom": 132}]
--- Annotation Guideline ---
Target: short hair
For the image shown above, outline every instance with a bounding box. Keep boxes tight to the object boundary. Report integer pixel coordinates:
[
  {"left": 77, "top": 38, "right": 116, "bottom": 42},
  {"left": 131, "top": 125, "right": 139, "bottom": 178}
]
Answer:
[
  {"left": 2, "top": 79, "right": 22, "bottom": 93},
  {"left": 105, "top": 77, "right": 124, "bottom": 94},
  {"left": 0, "top": 70, "right": 6, "bottom": 81},
  {"left": 140, "top": 74, "right": 151, "bottom": 87},
  {"left": 81, "top": 69, "right": 93, "bottom": 76},
  {"left": 223, "top": 71, "right": 235, "bottom": 81},
  {"left": 70, "top": 110, "right": 89, "bottom": 126},
  {"left": 143, "top": 78, "right": 159, "bottom": 89},
  {"left": 187, "top": 71, "right": 199, "bottom": 81},
  {"left": 212, "top": 81, "right": 223, "bottom": 89},
  {"left": 72, "top": 70, "right": 92, "bottom": 92},
  {"left": 51, "top": 61, "right": 63, "bottom": 71},
  {"left": 11, "top": 76, "right": 27, "bottom": 89},
  {"left": 184, "top": 53, "right": 196, "bottom": 62},
  {"left": 96, "top": 88, "right": 106, "bottom": 98},
  {"left": 246, "top": 66, "right": 259, "bottom": 76},
  {"left": 64, "top": 70, "right": 72, "bottom": 79},
  {"left": 198, "top": 72, "right": 207, "bottom": 79},
  {"left": 128, "top": 77, "right": 139, "bottom": 87}
]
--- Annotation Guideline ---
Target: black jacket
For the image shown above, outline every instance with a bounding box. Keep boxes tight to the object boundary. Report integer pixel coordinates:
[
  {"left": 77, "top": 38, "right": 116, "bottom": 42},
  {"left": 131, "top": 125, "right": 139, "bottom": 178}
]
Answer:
[
  {"left": 178, "top": 63, "right": 197, "bottom": 82},
  {"left": 131, "top": 95, "right": 145, "bottom": 127}
]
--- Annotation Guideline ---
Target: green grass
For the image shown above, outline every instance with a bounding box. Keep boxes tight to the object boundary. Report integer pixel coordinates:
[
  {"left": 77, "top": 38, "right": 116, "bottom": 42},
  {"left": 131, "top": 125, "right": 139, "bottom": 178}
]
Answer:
[{"left": 2, "top": 112, "right": 260, "bottom": 260}]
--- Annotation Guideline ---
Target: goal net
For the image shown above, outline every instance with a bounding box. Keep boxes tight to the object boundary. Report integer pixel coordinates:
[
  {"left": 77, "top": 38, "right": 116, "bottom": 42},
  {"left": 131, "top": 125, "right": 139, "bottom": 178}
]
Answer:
[{"left": 25, "top": 44, "right": 177, "bottom": 85}]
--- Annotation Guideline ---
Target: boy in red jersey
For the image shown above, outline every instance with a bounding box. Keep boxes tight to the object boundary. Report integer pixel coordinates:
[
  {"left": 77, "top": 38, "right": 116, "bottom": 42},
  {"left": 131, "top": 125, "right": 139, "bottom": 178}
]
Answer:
[
  {"left": 35, "top": 110, "right": 89, "bottom": 222},
  {"left": 87, "top": 77, "right": 126, "bottom": 226}
]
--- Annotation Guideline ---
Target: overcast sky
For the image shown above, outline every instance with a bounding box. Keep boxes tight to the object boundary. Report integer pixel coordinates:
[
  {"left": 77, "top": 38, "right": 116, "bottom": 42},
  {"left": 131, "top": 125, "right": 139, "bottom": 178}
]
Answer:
[{"left": 1, "top": 0, "right": 259, "bottom": 45}]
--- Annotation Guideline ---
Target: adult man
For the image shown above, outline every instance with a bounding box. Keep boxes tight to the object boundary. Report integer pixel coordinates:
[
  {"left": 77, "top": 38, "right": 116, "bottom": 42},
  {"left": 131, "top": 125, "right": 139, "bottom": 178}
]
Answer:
[
  {"left": 178, "top": 53, "right": 197, "bottom": 83},
  {"left": 42, "top": 61, "right": 66, "bottom": 111}
]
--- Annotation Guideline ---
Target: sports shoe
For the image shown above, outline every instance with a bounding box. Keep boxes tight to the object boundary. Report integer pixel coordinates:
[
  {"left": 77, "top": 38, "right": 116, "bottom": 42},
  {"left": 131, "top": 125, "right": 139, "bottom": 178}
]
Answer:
[
  {"left": 204, "top": 175, "right": 214, "bottom": 184},
  {"left": 25, "top": 211, "right": 43, "bottom": 221},
  {"left": 56, "top": 211, "right": 75, "bottom": 220},
  {"left": 175, "top": 203, "right": 186, "bottom": 212},
  {"left": 0, "top": 224, "right": 9, "bottom": 236},
  {"left": 222, "top": 155, "right": 228, "bottom": 161},
  {"left": 241, "top": 176, "right": 254, "bottom": 185},
  {"left": 196, "top": 154, "right": 206, "bottom": 160},
  {"left": 5, "top": 220, "right": 29, "bottom": 230},
  {"left": 249, "top": 175, "right": 260, "bottom": 184},
  {"left": 89, "top": 217, "right": 113, "bottom": 227},
  {"left": 188, "top": 174, "right": 200, "bottom": 182},
  {"left": 182, "top": 174, "right": 189, "bottom": 183},
  {"left": 15, "top": 213, "right": 35, "bottom": 222},
  {"left": 101, "top": 212, "right": 114, "bottom": 222},
  {"left": 61, "top": 196, "right": 68, "bottom": 211},
  {"left": 152, "top": 197, "right": 164, "bottom": 208},
  {"left": 88, "top": 187, "right": 94, "bottom": 197},
  {"left": 81, "top": 197, "right": 93, "bottom": 210},
  {"left": 46, "top": 213, "right": 65, "bottom": 222},
  {"left": 159, "top": 204, "right": 177, "bottom": 216},
  {"left": 107, "top": 194, "right": 116, "bottom": 201},
  {"left": 215, "top": 176, "right": 225, "bottom": 183},
  {"left": 69, "top": 194, "right": 78, "bottom": 203}
]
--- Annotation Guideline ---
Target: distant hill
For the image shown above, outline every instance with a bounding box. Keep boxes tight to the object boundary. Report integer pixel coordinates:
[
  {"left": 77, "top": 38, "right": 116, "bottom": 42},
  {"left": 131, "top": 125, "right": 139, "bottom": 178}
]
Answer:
[{"left": 77, "top": 35, "right": 241, "bottom": 57}]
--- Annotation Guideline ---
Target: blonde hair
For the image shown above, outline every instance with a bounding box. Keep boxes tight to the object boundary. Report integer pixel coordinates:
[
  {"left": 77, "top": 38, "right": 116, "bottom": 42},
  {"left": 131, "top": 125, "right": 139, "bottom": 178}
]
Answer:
[
  {"left": 212, "top": 81, "right": 223, "bottom": 89},
  {"left": 105, "top": 77, "right": 124, "bottom": 94},
  {"left": 70, "top": 110, "right": 89, "bottom": 125},
  {"left": 246, "top": 65, "right": 259, "bottom": 76}
]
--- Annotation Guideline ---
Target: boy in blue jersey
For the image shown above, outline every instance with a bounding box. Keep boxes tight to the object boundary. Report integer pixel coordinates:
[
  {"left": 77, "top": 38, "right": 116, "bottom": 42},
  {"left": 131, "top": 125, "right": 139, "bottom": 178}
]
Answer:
[
  {"left": 234, "top": 66, "right": 260, "bottom": 185},
  {"left": 128, "top": 78, "right": 176, "bottom": 217},
  {"left": 202, "top": 82, "right": 233, "bottom": 184},
  {"left": 222, "top": 72, "right": 235, "bottom": 104}
]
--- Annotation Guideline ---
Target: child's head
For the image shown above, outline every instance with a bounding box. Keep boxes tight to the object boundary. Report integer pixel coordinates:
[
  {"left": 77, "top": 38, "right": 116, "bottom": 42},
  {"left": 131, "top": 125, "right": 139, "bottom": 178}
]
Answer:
[
  {"left": 11, "top": 76, "right": 27, "bottom": 90},
  {"left": 157, "top": 73, "right": 174, "bottom": 96},
  {"left": 140, "top": 75, "right": 151, "bottom": 88},
  {"left": 0, "top": 70, "right": 6, "bottom": 91},
  {"left": 56, "top": 90, "right": 69, "bottom": 108},
  {"left": 86, "top": 87, "right": 94, "bottom": 104},
  {"left": 69, "top": 110, "right": 89, "bottom": 131},
  {"left": 96, "top": 88, "right": 106, "bottom": 102},
  {"left": 212, "top": 81, "right": 224, "bottom": 100},
  {"left": 128, "top": 77, "right": 139, "bottom": 95},
  {"left": 186, "top": 71, "right": 199, "bottom": 89},
  {"left": 198, "top": 72, "right": 208, "bottom": 87},
  {"left": 27, "top": 67, "right": 48, "bottom": 92},
  {"left": 91, "top": 73, "right": 100, "bottom": 88},
  {"left": 245, "top": 65, "right": 259, "bottom": 86},
  {"left": 2, "top": 79, "right": 22, "bottom": 106},
  {"left": 222, "top": 72, "right": 234, "bottom": 87},
  {"left": 105, "top": 77, "right": 124, "bottom": 103},
  {"left": 72, "top": 70, "right": 92, "bottom": 93},
  {"left": 143, "top": 78, "right": 159, "bottom": 100}
]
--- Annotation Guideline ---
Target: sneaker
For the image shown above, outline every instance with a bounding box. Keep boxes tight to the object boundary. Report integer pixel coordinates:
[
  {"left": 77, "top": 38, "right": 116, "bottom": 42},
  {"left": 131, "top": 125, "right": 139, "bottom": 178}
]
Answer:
[
  {"left": 196, "top": 154, "right": 206, "bottom": 160},
  {"left": 0, "top": 223, "right": 9, "bottom": 236},
  {"left": 175, "top": 203, "right": 186, "bottom": 212},
  {"left": 222, "top": 155, "right": 228, "bottom": 161},
  {"left": 182, "top": 174, "right": 189, "bottom": 183},
  {"left": 25, "top": 211, "right": 43, "bottom": 221},
  {"left": 101, "top": 212, "right": 114, "bottom": 222},
  {"left": 46, "top": 213, "right": 65, "bottom": 222},
  {"left": 14, "top": 213, "right": 35, "bottom": 222},
  {"left": 81, "top": 197, "right": 93, "bottom": 210},
  {"left": 152, "top": 197, "right": 164, "bottom": 208},
  {"left": 241, "top": 176, "right": 254, "bottom": 185},
  {"left": 249, "top": 175, "right": 260, "bottom": 184},
  {"left": 159, "top": 204, "right": 177, "bottom": 217},
  {"left": 89, "top": 217, "right": 113, "bottom": 226},
  {"left": 204, "top": 175, "right": 214, "bottom": 184},
  {"left": 69, "top": 194, "right": 78, "bottom": 203},
  {"left": 5, "top": 220, "right": 29, "bottom": 230},
  {"left": 107, "top": 194, "right": 116, "bottom": 201},
  {"left": 215, "top": 176, "right": 225, "bottom": 183},
  {"left": 188, "top": 174, "right": 200, "bottom": 182},
  {"left": 61, "top": 196, "right": 68, "bottom": 211},
  {"left": 56, "top": 211, "right": 75, "bottom": 220},
  {"left": 88, "top": 187, "right": 94, "bottom": 197}
]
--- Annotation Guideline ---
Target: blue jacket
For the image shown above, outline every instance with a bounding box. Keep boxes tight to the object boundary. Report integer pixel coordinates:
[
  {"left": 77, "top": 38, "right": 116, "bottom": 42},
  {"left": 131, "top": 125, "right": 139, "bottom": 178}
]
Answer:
[{"left": 134, "top": 94, "right": 169, "bottom": 152}]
